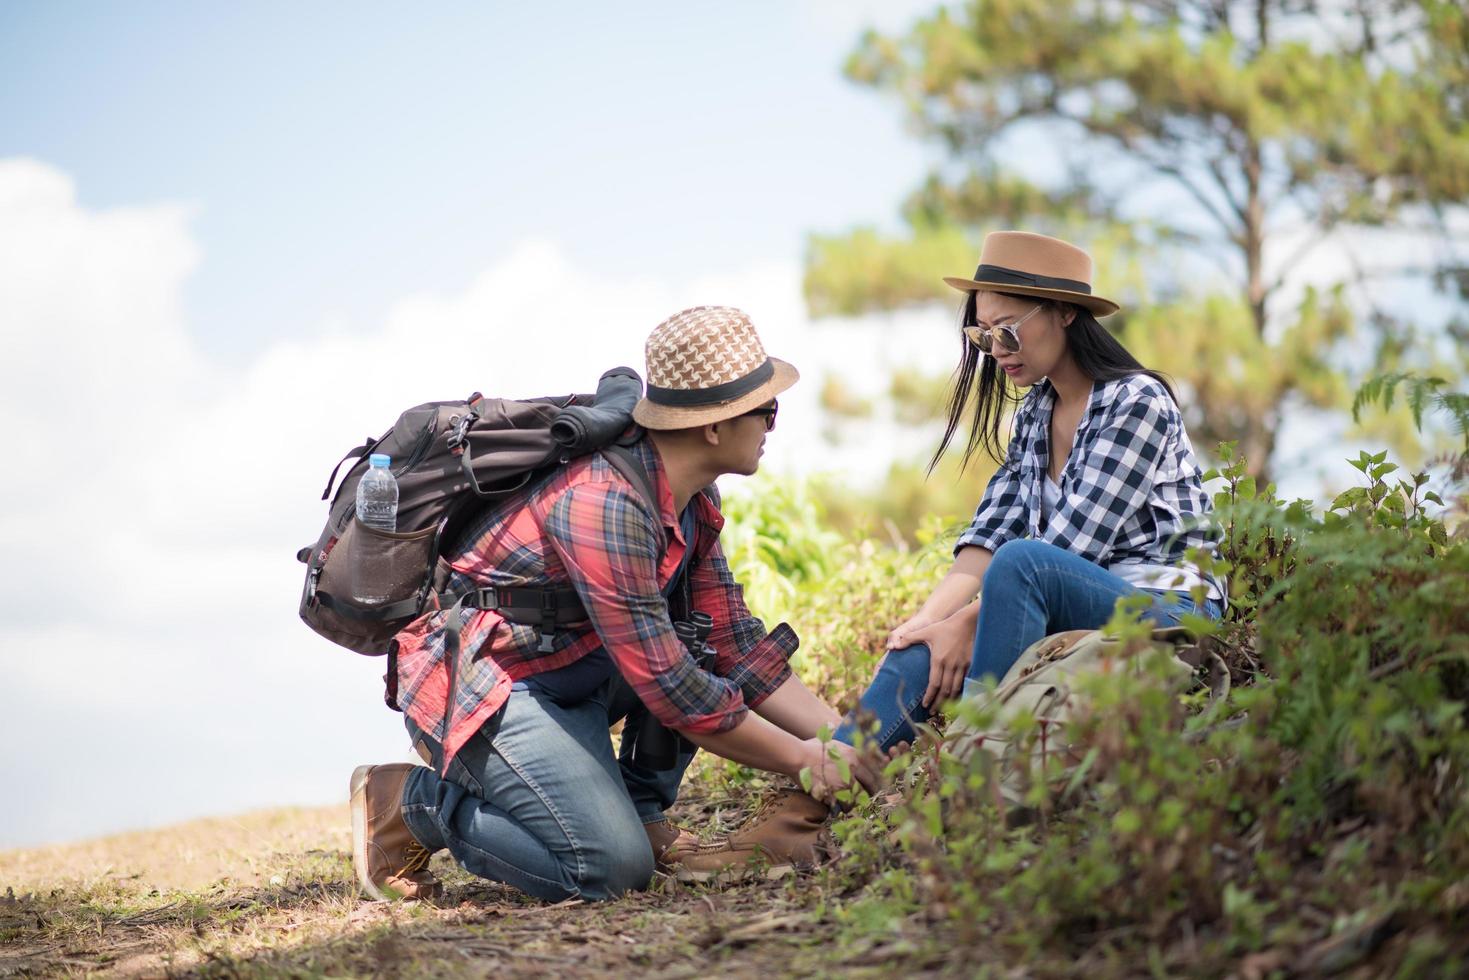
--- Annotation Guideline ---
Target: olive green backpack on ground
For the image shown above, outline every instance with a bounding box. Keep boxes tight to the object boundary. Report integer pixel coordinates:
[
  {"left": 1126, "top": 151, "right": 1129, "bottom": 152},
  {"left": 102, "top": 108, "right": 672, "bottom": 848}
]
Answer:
[{"left": 944, "top": 626, "right": 1229, "bottom": 823}]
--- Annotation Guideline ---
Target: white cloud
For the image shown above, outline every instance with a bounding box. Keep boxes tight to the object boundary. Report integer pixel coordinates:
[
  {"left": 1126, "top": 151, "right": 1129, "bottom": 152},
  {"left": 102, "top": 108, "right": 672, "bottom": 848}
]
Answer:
[{"left": 0, "top": 158, "right": 956, "bottom": 848}]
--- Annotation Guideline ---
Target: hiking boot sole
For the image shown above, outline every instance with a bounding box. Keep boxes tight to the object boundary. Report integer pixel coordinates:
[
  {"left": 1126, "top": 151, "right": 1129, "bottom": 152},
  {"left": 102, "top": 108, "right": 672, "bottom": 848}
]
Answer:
[
  {"left": 349, "top": 764, "right": 394, "bottom": 902},
  {"left": 673, "top": 862, "right": 799, "bottom": 884}
]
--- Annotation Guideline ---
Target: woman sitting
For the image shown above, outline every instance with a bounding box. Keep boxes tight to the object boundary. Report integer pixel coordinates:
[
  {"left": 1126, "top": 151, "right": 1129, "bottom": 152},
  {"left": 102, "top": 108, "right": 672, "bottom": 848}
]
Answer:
[
  {"left": 671, "top": 231, "right": 1227, "bottom": 881},
  {"left": 834, "top": 230, "right": 1225, "bottom": 752}
]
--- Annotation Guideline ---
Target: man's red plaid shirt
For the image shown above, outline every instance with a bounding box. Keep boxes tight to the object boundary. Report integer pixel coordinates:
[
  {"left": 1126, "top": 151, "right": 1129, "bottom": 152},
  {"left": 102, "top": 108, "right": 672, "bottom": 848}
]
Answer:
[{"left": 392, "top": 435, "right": 798, "bottom": 767}]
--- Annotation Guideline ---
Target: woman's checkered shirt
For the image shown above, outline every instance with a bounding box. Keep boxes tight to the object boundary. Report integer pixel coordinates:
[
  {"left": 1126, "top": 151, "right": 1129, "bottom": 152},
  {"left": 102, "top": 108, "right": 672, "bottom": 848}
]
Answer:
[{"left": 956, "top": 373, "right": 1225, "bottom": 602}]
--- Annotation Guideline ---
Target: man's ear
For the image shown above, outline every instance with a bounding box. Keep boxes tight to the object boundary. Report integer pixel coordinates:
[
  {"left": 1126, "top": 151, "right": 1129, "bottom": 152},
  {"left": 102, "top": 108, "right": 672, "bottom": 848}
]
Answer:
[{"left": 702, "top": 422, "right": 722, "bottom": 447}]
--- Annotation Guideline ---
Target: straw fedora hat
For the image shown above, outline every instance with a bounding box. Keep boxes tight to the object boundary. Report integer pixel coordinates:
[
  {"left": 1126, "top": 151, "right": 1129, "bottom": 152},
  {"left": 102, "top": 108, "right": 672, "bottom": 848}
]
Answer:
[
  {"left": 632, "top": 306, "right": 800, "bottom": 430},
  {"left": 943, "top": 231, "right": 1120, "bottom": 317}
]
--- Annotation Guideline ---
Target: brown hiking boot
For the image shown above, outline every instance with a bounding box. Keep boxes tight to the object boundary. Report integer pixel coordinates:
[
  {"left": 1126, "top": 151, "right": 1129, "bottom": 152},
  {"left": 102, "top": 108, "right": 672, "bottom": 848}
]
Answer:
[
  {"left": 673, "top": 788, "right": 832, "bottom": 882},
  {"left": 350, "top": 764, "right": 441, "bottom": 901},
  {"left": 644, "top": 818, "right": 701, "bottom": 873}
]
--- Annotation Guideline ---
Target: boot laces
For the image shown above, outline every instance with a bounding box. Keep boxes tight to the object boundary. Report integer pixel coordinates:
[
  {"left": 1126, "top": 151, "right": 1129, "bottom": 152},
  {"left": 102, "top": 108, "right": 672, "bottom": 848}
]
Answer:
[
  {"left": 400, "top": 841, "right": 432, "bottom": 875},
  {"left": 743, "top": 789, "right": 797, "bottom": 831}
]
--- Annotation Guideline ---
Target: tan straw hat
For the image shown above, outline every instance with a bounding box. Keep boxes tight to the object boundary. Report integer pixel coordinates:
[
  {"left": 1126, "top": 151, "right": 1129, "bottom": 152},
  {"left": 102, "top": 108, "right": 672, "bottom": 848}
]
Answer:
[
  {"left": 632, "top": 306, "right": 800, "bottom": 430},
  {"left": 943, "top": 231, "right": 1120, "bottom": 316}
]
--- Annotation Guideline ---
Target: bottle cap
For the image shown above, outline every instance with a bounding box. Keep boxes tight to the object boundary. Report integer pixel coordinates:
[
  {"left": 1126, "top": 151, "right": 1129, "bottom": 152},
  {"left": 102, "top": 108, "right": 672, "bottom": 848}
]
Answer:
[{"left": 369, "top": 453, "right": 392, "bottom": 468}]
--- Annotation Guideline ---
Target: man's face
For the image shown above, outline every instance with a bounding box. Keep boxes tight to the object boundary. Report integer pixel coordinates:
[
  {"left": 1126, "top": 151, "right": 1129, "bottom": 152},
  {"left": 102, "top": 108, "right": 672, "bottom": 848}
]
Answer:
[{"left": 716, "top": 399, "right": 776, "bottom": 477}]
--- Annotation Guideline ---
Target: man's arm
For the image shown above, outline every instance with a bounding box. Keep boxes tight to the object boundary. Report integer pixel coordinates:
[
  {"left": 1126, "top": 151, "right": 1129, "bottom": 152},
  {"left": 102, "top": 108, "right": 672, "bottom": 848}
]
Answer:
[
  {"left": 685, "top": 530, "right": 798, "bottom": 708},
  {"left": 683, "top": 710, "right": 878, "bottom": 800},
  {"left": 541, "top": 481, "right": 749, "bottom": 734},
  {"left": 752, "top": 673, "right": 842, "bottom": 740},
  {"left": 683, "top": 518, "right": 844, "bottom": 739}
]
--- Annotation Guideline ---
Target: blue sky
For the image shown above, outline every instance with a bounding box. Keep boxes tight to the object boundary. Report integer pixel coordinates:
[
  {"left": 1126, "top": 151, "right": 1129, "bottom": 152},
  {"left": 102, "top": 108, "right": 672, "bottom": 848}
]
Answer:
[
  {"left": 1, "top": 1, "right": 930, "bottom": 360},
  {"left": 0, "top": 0, "right": 956, "bottom": 850}
]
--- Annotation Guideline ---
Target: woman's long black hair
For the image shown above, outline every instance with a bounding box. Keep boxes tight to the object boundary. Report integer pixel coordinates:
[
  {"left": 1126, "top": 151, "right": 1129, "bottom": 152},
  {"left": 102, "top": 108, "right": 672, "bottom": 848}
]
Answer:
[{"left": 929, "top": 290, "right": 1176, "bottom": 474}]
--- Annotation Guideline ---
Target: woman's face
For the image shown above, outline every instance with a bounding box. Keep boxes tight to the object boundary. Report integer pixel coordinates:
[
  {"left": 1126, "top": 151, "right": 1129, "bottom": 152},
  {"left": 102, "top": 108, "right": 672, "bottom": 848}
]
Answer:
[{"left": 971, "top": 291, "right": 1074, "bottom": 387}]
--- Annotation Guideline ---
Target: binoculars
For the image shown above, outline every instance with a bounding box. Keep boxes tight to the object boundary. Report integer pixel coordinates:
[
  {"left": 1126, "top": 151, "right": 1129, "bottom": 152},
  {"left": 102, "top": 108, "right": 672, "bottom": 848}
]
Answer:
[{"left": 632, "top": 611, "right": 716, "bottom": 771}]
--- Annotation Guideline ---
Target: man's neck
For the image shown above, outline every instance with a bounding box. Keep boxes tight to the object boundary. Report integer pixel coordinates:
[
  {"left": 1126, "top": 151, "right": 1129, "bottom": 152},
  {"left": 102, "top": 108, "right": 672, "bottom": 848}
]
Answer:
[{"left": 646, "top": 431, "right": 718, "bottom": 515}]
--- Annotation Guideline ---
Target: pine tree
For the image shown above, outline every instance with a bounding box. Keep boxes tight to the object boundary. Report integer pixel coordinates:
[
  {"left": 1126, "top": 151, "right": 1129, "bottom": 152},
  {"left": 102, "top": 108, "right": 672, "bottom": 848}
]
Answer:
[{"left": 806, "top": 0, "right": 1469, "bottom": 478}]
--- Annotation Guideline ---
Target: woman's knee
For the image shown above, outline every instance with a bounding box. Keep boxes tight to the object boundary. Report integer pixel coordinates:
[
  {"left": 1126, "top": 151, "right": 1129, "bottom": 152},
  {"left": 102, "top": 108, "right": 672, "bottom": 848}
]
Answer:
[
  {"left": 880, "top": 644, "right": 932, "bottom": 708},
  {"left": 881, "top": 642, "right": 931, "bottom": 680},
  {"left": 988, "top": 539, "right": 1050, "bottom": 590},
  {"left": 991, "top": 538, "right": 1056, "bottom": 572}
]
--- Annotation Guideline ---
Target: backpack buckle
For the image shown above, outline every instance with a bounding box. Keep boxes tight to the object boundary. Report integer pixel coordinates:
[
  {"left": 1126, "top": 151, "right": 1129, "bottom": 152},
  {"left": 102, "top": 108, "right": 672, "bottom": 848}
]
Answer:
[
  {"left": 537, "top": 591, "right": 558, "bottom": 654},
  {"left": 446, "top": 413, "right": 474, "bottom": 452}
]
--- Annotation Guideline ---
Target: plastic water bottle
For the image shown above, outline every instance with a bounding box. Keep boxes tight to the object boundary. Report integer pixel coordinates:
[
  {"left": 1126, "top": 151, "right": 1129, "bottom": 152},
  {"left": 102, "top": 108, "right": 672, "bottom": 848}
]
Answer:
[{"left": 353, "top": 454, "right": 398, "bottom": 604}]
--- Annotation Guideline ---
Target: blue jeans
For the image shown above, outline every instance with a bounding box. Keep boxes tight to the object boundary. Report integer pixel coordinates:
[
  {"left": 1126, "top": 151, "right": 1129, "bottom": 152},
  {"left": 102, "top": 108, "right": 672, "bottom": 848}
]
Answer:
[
  {"left": 400, "top": 677, "right": 694, "bottom": 902},
  {"left": 834, "top": 539, "right": 1224, "bottom": 752}
]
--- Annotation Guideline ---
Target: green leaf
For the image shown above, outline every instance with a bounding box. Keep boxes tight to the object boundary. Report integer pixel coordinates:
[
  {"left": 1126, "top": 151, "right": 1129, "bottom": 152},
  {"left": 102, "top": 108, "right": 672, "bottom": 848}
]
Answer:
[
  {"left": 1113, "top": 808, "right": 1143, "bottom": 835},
  {"left": 1330, "top": 486, "right": 1368, "bottom": 511}
]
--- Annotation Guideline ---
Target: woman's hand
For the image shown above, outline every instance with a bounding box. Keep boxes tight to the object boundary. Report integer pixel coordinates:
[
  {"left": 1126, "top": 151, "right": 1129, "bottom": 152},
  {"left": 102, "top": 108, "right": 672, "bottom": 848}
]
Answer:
[
  {"left": 886, "top": 612, "right": 937, "bottom": 651},
  {"left": 901, "top": 613, "right": 977, "bottom": 710}
]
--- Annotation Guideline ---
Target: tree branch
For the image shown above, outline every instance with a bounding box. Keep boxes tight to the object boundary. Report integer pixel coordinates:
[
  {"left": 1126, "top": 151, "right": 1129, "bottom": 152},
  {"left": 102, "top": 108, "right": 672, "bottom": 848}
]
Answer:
[
  {"left": 1205, "top": 154, "right": 1250, "bottom": 225},
  {"left": 1054, "top": 109, "right": 1245, "bottom": 240}
]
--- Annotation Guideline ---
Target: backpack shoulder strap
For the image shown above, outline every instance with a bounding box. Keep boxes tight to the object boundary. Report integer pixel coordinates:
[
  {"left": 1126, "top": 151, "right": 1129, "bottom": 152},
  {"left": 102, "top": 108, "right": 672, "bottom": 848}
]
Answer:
[
  {"left": 600, "top": 443, "right": 666, "bottom": 553},
  {"left": 440, "top": 443, "right": 667, "bottom": 662}
]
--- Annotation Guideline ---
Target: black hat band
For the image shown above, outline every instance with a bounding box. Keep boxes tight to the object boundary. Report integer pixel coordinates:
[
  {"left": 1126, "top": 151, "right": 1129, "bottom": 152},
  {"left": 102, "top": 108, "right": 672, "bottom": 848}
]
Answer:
[
  {"left": 646, "top": 358, "right": 774, "bottom": 407},
  {"left": 972, "top": 264, "right": 1091, "bottom": 295}
]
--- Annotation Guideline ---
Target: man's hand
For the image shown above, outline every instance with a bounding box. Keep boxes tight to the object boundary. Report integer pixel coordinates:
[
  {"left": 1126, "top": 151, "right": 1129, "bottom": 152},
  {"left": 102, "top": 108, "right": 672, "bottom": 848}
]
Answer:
[{"left": 798, "top": 737, "right": 881, "bottom": 804}]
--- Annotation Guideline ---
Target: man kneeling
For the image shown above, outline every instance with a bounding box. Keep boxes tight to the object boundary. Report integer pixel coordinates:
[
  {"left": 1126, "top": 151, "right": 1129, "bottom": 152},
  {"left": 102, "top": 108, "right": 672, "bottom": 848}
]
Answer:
[{"left": 351, "top": 306, "right": 876, "bottom": 902}]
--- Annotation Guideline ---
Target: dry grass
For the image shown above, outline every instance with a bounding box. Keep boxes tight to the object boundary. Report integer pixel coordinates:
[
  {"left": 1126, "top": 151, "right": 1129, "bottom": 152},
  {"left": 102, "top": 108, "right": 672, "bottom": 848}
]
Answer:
[
  {"left": 0, "top": 787, "right": 941, "bottom": 980},
  {"left": 0, "top": 807, "right": 350, "bottom": 895}
]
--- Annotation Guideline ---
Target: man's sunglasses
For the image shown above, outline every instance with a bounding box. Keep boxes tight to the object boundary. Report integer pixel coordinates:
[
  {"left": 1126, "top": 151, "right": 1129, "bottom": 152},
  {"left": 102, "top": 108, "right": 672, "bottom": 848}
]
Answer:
[
  {"left": 962, "top": 302, "right": 1045, "bottom": 354},
  {"left": 739, "top": 401, "right": 778, "bottom": 431}
]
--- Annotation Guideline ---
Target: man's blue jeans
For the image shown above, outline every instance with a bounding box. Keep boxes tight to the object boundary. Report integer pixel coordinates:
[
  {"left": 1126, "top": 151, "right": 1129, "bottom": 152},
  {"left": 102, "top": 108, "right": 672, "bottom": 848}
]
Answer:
[
  {"left": 399, "top": 677, "right": 693, "bottom": 902},
  {"left": 834, "top": 539, "right": 1224, "bottom": 752}
]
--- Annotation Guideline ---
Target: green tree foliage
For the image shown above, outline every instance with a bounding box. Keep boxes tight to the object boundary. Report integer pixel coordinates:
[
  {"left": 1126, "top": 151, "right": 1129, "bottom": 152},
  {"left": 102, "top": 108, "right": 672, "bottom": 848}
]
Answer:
[
  {"left": 805, "top": 0, "right": 1469, "bottom": 479},
  {"left": 1354, "top": 371, "right": 1469, "bottom": 453}
]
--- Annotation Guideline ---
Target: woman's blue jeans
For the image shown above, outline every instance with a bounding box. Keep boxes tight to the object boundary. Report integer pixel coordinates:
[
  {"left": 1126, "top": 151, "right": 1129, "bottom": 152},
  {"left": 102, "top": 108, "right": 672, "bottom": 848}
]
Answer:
[{"left": 833, "top": 539, "right": 1223, "bottom": 752}]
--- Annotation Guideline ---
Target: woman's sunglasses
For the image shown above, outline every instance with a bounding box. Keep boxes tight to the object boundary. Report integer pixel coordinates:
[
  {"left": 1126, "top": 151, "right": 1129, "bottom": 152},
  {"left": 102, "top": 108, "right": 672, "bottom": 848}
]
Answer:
[
  {"left": 962, "top": 302, "right": 1045, "bottom": 354},
  {"left": 739, "top": 401, "right": 779, "bottom": 431}
]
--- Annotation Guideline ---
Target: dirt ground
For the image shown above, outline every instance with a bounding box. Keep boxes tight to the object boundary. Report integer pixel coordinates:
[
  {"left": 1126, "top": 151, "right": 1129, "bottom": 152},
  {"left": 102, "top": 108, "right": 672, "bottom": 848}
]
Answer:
[{"left": 0, "top": 796, "right": 954, "bottom": 979}]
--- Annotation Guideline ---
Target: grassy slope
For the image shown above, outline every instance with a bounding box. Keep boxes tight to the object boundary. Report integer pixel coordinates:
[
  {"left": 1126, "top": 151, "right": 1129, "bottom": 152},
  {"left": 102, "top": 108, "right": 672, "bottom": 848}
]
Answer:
[
  {"left": 0, "top": 787, "right": 953, "bottom": 980},
  {"left": 10, "top": 464, "right": 1463, "bottom": 978}
]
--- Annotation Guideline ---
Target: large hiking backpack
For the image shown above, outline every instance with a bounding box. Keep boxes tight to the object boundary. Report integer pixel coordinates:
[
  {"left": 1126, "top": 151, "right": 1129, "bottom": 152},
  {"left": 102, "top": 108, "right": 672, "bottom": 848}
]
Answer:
[
  {"left": 296, "top": 367, "right": 657, "bottom": 657},
  {"left": 945, "top": 626, "right": 1229, "bottom": 822}
]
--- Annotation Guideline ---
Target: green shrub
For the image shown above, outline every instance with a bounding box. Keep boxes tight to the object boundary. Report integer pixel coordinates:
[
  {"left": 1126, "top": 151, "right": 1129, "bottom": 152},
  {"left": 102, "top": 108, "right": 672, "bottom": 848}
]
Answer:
[
  {"left": 700, "top": 376, "right": 1469, "bottom": 973},
  {"left": 723, "top": 475, "right": 952, "bottom": 708},
  {"left": 817, "top": 444, "right": 1469, "bottom": 972}
]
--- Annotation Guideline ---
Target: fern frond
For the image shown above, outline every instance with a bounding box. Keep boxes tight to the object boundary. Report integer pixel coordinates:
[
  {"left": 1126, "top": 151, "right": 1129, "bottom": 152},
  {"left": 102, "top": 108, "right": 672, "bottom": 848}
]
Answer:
[{"left": 1353, "top": 373, "right": 1467, "bottom": 450}]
